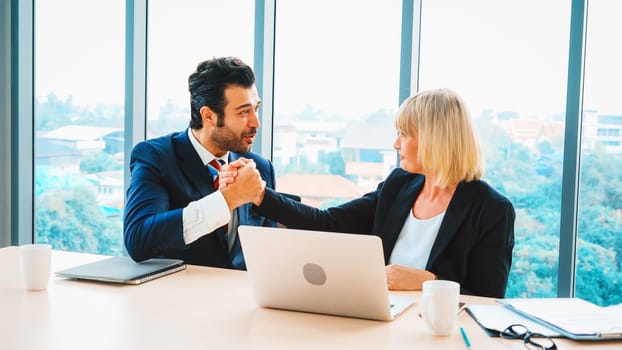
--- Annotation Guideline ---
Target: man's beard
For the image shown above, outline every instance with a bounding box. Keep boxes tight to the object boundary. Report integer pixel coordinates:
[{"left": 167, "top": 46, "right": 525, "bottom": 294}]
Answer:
[{"left": 212, "top": 126, "right": 256, "bottom": 154}]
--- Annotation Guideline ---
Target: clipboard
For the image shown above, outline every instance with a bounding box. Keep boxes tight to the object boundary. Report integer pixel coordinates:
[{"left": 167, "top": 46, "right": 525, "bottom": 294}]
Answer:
[
  {"left": 466, "top": 304, "right": 560, "bottom": 337},
  {"left": 498, "top": 298, "right": 622, "bottom": 341}
]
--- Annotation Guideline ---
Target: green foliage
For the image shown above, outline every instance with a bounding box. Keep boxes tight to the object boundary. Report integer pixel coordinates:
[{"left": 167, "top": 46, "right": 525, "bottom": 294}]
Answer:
[
  {"left": 35, "top": 93, "right": 123, "bottom": 131},
  {"left": 35, "top": 166, "right": 91, "bottom": 195},
  {"left": 35, "top": 185, "right": 124, "bottom": 256},
  {"left": 34, "top": 93, "right": 125, "bottom": 256},
  {"left": 275, "top": 154, "right": 327, "bottom": 175},
  {"left": 80, "top": 152, "right": 123, "bottom": 173},
  {"left": 35, "top": 93, "right": 81, "bottom": 131},
  {"left": 476, "top": 114, "right": 622, "bottom": 306},
  {"left": 322, "top": 151, "right": 346, "bottom": 176},
  {"left": 506, "top": 231, "right": 558, "bottom": 298},
  {"left": 148, "top": 98, "right": 190, "bottom": 136},
  {"left": 575, "top": 241, "right": 622, "bottom": 306}
]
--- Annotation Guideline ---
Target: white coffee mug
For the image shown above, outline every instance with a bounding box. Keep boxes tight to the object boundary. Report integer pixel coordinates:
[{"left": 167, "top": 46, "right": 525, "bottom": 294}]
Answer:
[
  {"left": 20, "top": 244, "right": 52, "bottom": 291},
  {"left": 419, "top": 280, "right": 460, "bottom": 336}
]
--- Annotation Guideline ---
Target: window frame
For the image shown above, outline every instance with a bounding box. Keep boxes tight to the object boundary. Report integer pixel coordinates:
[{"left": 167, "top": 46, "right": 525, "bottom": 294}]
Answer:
[{"left": 5, "top": 0, "right": 589, "bottom": 298}]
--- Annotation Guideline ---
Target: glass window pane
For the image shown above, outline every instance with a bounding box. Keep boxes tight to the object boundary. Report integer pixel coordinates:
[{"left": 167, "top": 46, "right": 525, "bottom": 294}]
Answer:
[
  {"left": 34, "top": 0, "right": 125, "bottom": 255},
  {"left": 419, "top": 0, "right": 571, "bottom": 297},
  {"left": 147, "top": 0, "right": 254, "bottom": 138},
  {"left": 577, "top": 0, "right": 622, "bottom": 306},
  {"left": 273, "top": 0, "right": 402, "bottom": 207}
]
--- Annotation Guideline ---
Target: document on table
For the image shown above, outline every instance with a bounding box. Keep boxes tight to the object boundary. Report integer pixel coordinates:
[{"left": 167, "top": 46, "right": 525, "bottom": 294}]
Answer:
[
  {"left": 466, "top": 304, "right": 560, "bottom": 337},
  {"left": 498, "top": 298, "right": 622, "bottom": 340}
]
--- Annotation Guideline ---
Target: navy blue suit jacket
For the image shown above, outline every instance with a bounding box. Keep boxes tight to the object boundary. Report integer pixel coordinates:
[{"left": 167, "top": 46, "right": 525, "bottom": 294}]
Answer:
[
  {"left": 123, "top": 130, "right": 277, "bottom": 269},
  {"left": 257, "top": 168, "right": 515, "bottom": 298}
]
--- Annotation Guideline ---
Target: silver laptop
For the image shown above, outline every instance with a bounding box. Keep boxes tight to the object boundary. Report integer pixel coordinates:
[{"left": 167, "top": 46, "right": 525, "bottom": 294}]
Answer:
[
  {"left": 55, "top": 256, "right": 186, "bottom": 285},
  {"left": 238, "top": 225, "right": 414, "bottom": 321}
]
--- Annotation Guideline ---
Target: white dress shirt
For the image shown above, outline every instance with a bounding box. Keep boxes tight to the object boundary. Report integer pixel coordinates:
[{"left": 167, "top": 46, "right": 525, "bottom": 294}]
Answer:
[{"left": 181, "top": 128, "right": 233, "bottom": 247}]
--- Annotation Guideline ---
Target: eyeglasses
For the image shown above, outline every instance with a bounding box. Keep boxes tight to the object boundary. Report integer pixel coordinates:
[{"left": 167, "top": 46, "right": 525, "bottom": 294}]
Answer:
[{"left": 500, "top": 324, "right": 557, "bottom": 350}]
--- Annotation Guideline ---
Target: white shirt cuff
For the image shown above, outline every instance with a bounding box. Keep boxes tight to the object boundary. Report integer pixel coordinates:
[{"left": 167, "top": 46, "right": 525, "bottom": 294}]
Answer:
[{"left": 182, "top": 191, "right": 231, "bottom": 245}]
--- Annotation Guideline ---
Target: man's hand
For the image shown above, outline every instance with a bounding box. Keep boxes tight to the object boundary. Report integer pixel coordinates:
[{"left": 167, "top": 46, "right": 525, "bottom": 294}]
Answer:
[
  {"left": 220, "top": 158, "right": 266, "bottom": 209},
  {"left": 218, "top": 158, "right": 250, "bottom": 189},
  {"left": 385, "top": 264, "right": 437, "bottom": 290}
]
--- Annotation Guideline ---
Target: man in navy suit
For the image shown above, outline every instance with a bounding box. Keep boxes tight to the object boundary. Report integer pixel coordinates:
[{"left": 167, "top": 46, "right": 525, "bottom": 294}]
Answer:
[{"left": 123, "top": 56, "right": 276, "bottom": 269}]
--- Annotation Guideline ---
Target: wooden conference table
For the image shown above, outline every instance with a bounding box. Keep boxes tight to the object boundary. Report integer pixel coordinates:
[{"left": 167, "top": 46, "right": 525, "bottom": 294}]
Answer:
[{"left": 1, "top": 247, "right": 619, "bottom": 350}]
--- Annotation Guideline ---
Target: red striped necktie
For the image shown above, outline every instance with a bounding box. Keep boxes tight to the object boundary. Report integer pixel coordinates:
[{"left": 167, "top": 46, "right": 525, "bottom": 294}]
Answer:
[
  {"left": 207, "top": 159, "right": 224, "bottom": 189},
  {"left": 208, "top": 159, "right": 230, "bottom": 241}
]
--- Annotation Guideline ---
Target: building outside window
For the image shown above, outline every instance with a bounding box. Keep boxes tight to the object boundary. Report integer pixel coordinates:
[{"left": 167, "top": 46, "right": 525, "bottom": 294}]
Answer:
[{"left": 34, "top": 0, "right": 126, "bottom": 255}]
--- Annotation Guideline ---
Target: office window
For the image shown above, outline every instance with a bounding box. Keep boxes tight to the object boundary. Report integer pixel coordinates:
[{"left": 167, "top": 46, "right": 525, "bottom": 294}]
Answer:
[
  {"left": 273, "top": 0, "right": 402, "bottom": 207},
  {"left": 34, "top": 0, "right": 125, "bottom": 254},
  {"left": 598, "top": 115, "right": 622, "bottom": 124},
  {"left": 147, "top": 0, "right": 254, "bottom": 138},
  {"left": 576, "top": 0, "right": 622, "bottom": 306},
  {"left": 418, "top": 0, "right": 571, "bottom": 297},
  {"left": 596, "top": 128, "right": 620, "bottom": 137}
]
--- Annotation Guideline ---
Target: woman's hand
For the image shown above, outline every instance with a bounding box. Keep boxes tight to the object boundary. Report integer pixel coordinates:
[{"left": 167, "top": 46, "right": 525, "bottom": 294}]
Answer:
[{"left": 385, "top": 264, "right": 436, "bottom": 290}]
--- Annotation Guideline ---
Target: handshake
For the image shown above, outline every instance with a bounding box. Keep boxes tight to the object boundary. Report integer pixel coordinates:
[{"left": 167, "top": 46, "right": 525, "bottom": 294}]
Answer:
[{"left": 218, "top": 157, "right": 266, "bottom": 211}]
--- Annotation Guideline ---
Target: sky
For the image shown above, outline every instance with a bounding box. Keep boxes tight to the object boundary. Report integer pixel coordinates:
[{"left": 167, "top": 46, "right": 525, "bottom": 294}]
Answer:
[
  {"left": 419, "top": 0, "right": 622, "bottom": 116},
  {"left": 35, "top": 0, "right": 126, "bottom": 106},
  {"left": 34, "top": 0, "right": 622, "bottom": 119}
]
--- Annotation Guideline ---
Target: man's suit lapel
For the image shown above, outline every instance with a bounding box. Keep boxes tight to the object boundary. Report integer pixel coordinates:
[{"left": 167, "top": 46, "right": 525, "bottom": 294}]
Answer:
[
  {"left": 425, "top": 182, "right": 470, "bottom": 269},
  {"left": 173, "top": 130, "right": 215, "bottom": 198},
  {"left": 173, "top": 131, "right": 230, "bottom": 251}
]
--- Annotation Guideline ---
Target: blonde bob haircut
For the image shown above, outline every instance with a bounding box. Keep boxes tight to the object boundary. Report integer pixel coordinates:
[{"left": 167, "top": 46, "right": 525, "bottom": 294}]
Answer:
[{"left": 395, "top": 88, "right": 483, "bottom": 187}]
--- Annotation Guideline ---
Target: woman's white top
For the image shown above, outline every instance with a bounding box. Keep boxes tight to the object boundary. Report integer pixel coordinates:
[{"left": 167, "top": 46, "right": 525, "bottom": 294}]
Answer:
[{"left": 389, "top": 210, "right": 446, "bottom": 269}]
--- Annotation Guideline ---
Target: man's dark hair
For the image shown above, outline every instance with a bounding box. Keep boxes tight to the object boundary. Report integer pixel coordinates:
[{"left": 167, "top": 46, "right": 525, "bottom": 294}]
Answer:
[{"left": 188, "top": 57, "right": 255, "bottom": 129}]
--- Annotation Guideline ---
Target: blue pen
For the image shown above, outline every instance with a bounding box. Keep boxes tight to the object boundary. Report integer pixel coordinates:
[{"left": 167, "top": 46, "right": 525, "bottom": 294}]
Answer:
[{"left": 460, "top": 327, "right": 472, "bottom": 349}]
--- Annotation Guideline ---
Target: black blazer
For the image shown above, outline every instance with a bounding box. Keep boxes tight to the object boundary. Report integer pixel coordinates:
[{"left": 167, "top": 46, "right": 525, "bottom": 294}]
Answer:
[
  {"left": 123, "top": 130, "right": 277, "bottom": 269},
  {"left": 257, "top": 168, "right": 515, "bottom": 298}
]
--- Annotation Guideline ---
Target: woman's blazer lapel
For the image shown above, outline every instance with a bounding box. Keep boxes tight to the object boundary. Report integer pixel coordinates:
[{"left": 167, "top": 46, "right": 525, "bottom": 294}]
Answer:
[
  {"left": 425, "top": 182, "right": 471, "bottom": 269},
  {"left": 380, "top": 176, "right": 424, "bottom": 263}
]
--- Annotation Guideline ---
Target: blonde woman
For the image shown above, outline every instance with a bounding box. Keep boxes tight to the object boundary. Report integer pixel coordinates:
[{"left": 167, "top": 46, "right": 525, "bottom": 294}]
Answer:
[{"left": 223, "top": 88, "right": 515, "bottom": 298}]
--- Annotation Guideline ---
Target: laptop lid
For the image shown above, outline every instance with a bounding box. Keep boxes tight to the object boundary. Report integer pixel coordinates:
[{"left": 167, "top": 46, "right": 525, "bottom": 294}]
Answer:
[
  {"left": 55, "top": 256, "right": 186, "bottom": 285},
  {"left": 238, "top": 225, "right": 414, "bottom": 321}
]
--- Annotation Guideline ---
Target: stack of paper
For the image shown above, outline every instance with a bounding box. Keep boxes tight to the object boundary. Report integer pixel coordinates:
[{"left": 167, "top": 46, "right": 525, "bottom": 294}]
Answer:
[
  {"left": 468, "top": 298, "right": 622, "bottom": 340},
  {"left": 498, "top": 298, "right": 622, "bottom": 340},
  {"left": 466, "top": 303, "right": 560, "bottom": 337}
]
